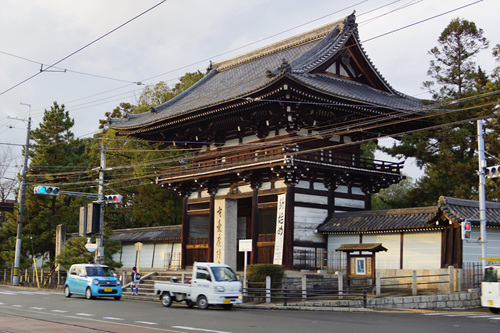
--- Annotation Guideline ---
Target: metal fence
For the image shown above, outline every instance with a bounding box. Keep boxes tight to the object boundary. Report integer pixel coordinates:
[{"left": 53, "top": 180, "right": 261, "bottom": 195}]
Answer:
[
  {"left": 244, "top": 278, "right": 367, "bottom": 307},
  {"left": 293, "top": 249, "right": 346, "bottom": 272}
]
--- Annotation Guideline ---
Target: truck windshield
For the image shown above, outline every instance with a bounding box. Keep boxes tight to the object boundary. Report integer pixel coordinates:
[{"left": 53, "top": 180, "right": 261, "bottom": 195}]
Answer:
[
  {"left": 484, "top": 267, "right": 499, "bottom": 282},
  {"left": 211, "top": 267, "right": 238, "bottom": 282}
]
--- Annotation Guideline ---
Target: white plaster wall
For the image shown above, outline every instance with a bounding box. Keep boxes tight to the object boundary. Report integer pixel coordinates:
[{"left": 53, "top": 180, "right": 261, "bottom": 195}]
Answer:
[
  {"left": 363, "top": 234, "right": 401, "bottom": 269},
  {"left": 334, "top": 197, "right": 365, "bottom": 209},
  {"left": 327, "top": 231, "right": 442, "bottom": 270},
  {"left": 463, "top": 227, "right": 500, "bottom": 263},
  {"left": 295, "top": 193, "right": 328, "bottom": 205},
  {"left": 112, "top": 242, "right": 182, "bottom": 270},
  {"left": 294, "top": 206, "right": 328, "bottom": 243},
  {"left": 401, "top": 232, "right": 441, "bottom": 269},
  {"left": 327, "top": 234, "right": 359, "bottom": 252}
]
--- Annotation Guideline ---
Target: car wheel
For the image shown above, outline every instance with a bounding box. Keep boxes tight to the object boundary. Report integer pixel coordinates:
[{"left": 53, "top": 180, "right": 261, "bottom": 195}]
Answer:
[
  {"left": 85, "top": 287, "right": 94, "bottom": 299},
  {"left": 490, "top": 307, "right": 500, "bottom": 314},
  {"left": 64, "top": 285, "right": 71, "bottom": 298},
  {"left": 197, "top": 295, "right": 209, "bottom": 309},
  {"left": 186, "top": 300, "right": 195, "bottom": 308},
  {"left": 222, "top": 304, "right": 233, "bottom": 310},
  {"left": 161, "top": 292, "right": 172, "bottom": 307},
  {"left": 114, "top": 296, "right": 121, "bottom": 300}
]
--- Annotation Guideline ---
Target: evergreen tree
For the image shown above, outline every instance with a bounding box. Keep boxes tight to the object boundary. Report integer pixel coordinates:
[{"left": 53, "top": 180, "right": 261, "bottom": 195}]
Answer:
[{"left": 381, "top": 19, "right": 497, "bottom": 206}]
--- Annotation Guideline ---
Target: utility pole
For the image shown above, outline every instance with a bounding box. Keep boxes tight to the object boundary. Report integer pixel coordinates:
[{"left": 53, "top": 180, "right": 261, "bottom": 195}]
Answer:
[
  {"left": 12, "top": 103, "right": 31, "bottom": 286},
  {"left": 477, "top": 120, "right": 487, "bottom": 268},
  {"left": 96, "top": 144, "right": 106, "bottom": 263}
]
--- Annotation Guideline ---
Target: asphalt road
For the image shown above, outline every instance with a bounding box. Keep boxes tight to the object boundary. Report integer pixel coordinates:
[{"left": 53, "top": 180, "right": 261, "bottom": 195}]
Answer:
[{"left": 0, "top": 285, "right": 499, "bottom": 332}]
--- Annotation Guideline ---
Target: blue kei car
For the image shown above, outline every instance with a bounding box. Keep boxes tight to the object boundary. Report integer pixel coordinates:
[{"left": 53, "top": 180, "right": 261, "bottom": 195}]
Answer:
[{"left": 64, "top": 264, "right": 122, "bottom": 300}]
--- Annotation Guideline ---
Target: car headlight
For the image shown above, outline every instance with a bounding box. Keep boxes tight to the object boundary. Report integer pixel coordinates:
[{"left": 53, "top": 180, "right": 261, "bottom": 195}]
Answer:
[
  {"left": 116, "top": 280, "right": 121, "bottom": 286},
  {"left": 215, "top": 286, "right": 225, "bottom": 292},
  {"left": 93, "top": 279, "right": 99, "bottom": 285}
]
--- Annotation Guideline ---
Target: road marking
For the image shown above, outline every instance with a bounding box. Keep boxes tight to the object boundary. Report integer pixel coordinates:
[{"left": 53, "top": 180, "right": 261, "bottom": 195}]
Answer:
[
  {"left": 29, "top": 307, "right": 44, "bottom": 310},
  {"left": 51, "top": 310, "right": 68, "bottom": 313},
  {"left": 76, "top": 313, "right": 95, "bottom": 317},
  {"left": 103, "top": 317, "right": 124, "bottom": 321},
  {"left": 135, "top": 321, "right": 158, "bottom": 325},
  {"left": 171, "top": 326, "right": 231, "bottom": 333},
  {"left": 12, "top": 305, "right": 22, "bottom": 308}
]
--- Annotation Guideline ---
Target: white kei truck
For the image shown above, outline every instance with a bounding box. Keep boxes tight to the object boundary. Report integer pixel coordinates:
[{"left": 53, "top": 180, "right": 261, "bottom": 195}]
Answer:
[
  {"left": 154, "top": 262, "right": 243, "bottom": 309},
  {"left": 481, "top": 264, "right": 500, "bottom": 314}
]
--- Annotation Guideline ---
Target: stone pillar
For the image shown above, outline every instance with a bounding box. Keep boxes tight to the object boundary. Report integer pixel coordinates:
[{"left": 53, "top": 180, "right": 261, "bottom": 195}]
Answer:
[
  {"left": 214, "top": 198, "right": 237, "bottom": 270},
  {"left": 55, "top": 224, "right": 66, "bottom": 271}
]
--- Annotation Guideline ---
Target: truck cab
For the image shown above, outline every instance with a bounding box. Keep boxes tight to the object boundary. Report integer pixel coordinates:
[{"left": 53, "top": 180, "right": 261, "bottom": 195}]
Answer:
[
  {"left": 481, "top": 264, "right": 500, "bottom": 314},
  {"left": 155, "top": 262, "right": 243, "bottom": 309}
]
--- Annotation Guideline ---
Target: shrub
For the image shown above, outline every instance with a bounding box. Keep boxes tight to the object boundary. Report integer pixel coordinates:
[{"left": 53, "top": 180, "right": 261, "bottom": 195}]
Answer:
[{"left": 247, "top": 264, "right": 284, "bottom": 283}]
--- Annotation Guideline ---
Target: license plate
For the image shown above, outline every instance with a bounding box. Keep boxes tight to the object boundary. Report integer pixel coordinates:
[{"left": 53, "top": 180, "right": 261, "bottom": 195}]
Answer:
[
  {"left": 104, "top": 287, "right": 112, "bottom": 292},
  {"left": 224, "top": 299, "right": 230, "bottom": 304}
]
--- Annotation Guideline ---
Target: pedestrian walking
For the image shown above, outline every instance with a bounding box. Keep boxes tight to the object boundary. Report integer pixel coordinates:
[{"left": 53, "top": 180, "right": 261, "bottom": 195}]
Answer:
[{"left": 131, "top": 267, "right": 140, "bottom": 295}]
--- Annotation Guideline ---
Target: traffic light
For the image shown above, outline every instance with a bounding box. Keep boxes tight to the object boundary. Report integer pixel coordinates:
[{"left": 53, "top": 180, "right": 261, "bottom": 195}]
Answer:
[
  {"left": 86, "top": 203, "right": 100, "bottom": 235},
  {"left": 33, "top": 186, "right": 60, "bottom": 196},
  {"left": 104, "top": 194, "right": 123, "bottom": 203},
  {"left": 461, "top": 221, "right": 472, "bottom": 240},
  {"left": 485, "top": 165, "right": 500, "bottom": 178}
]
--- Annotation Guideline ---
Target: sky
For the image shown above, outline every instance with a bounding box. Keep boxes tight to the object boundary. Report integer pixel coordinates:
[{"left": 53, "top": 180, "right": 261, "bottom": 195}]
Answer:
[{"left": 1, "top": 0, "right": 499, "bottom": 185}]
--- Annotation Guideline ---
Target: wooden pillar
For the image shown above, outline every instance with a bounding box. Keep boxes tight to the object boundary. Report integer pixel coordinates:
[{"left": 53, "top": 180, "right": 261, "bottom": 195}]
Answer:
[
  {"left": 181, "top": 197, "right": 189, "bottom": 269},
  {"left": 250, "top": 187, "right": 260, "bottom": 264},
  {"left": 208, "top": 194, "right": 215, "bottom": 262},
  {"left": 283, "top": 184, "right": 295, "bottom": 270}
]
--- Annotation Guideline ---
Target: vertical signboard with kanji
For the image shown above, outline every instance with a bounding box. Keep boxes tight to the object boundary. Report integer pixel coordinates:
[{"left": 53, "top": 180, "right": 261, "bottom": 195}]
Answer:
[{"left": 273, "top": 193, "right": 286, "bottom": 265}]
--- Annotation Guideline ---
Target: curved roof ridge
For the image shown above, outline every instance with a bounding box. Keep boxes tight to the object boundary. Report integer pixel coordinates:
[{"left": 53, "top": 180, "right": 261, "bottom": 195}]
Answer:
[{"left": 213, "top": 19, "right": 345, "bottom": 72}]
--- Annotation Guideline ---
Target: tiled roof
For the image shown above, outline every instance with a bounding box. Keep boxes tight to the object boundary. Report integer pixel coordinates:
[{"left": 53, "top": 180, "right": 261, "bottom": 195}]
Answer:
[
  {"left": 317, "top": 206, "right": 440, "bottom": 234},
  {"left": 109, "top": 13, "right": 424, "bottom": 132},
  {"left": 317, "top": 196, "right": 500, "bottom": 234},
  {"left": 109, "top": 225, "right": 181, "bottom": 243},
  {"left": 437, "top": 196, "right": 500, "bottom": 226}
]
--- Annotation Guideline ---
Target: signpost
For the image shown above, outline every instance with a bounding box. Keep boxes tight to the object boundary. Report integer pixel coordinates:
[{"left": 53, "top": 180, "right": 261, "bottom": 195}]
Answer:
[{"left": 239, "top": 239, "right": 252, "bottom": 293}]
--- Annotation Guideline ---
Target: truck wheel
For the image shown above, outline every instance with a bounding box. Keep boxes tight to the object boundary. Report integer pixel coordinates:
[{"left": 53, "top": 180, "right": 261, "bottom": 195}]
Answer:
[
  {"left": 64, "top": 285, "right": 71, "bottom": 298},
  {"left": 186, "top": 300, "right": 195, "bottom": 308},
  {"left": 197, "top": 295, "right": 209, "bottom": 309},
  {"left": 222, "top": 304, "right": 233, "bottom": 310},
  {"left": 85, "top": 287, "right": 94, "bottom": 299},
  {"left": 490, "top": 307, "right": 500, "bottom": 314},
  {"left": 161, "top": 293, "right": 172, "bottom": 307}
]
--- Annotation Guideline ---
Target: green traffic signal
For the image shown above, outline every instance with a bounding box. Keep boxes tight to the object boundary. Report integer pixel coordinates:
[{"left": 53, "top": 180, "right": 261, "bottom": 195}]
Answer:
[{"left": 34, "top": 186, "right": 60, "bottom": 196}]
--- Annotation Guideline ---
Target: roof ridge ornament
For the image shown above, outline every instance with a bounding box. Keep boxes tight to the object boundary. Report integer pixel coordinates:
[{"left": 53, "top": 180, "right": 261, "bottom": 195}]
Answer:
[{"left": 343, "top": 11, "right": 356, "bottom": 32}]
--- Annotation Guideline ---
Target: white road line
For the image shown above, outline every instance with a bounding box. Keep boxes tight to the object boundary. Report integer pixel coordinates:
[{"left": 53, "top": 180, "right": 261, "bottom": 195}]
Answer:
[
  {"left": 12, "top": 305, "right": 22, "bottom": 308},
  {"left": 29, "top": 307, "right": 44, "bottom": 310},
  {"left": 135, "top": 321, "right": 158, "bottom": 325},
  {"left": 51, "top": 310, "right": 68, "bottom": 313},
  {"left": 423, "top": 313, "right": 448, "bottom": 316},
  {"left": 103, "top": 317, "right": 124, "bottom": 321},
  {"left": 171, "top": 326, "right": 231, "bottom": 333},
  {"left": 75, "top": 313, "right": 95, "bottom": 317}
]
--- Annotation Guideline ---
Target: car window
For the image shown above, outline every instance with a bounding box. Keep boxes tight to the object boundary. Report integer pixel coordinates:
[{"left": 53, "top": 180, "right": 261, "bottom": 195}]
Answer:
[
  {"left": 211, "top": 267, "right": 238, "bottom": 282},
  {"left": 196, "top": 267, "right": 211, "bottom": 281}
]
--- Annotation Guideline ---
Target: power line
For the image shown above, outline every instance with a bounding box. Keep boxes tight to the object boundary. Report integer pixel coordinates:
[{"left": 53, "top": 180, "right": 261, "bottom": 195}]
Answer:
[{"left": 0, "top": 0, "right": 167, "bottom": 96}]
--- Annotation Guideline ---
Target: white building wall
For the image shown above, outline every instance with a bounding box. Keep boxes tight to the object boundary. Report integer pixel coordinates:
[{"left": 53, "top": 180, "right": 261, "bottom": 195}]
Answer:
[
  {"left": 294, "top": 206, "right": 327, "bottom": 243},
  {"left": 401, "top": 232, "right": 441, "bottom": 269},
  {"left": 113, "top": 242, "right": 182, "bottom": 270},
  {"left": 363, "top": 234, "right": 401, "bottom": 269},
  {"left": 327, "top": 231, "right": 442, "bottom": 270},
  {"left": 463, "top": 227, "right": 500, "bottom": 263}
]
